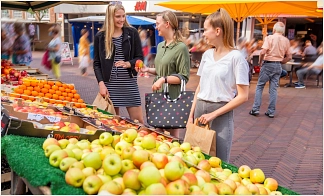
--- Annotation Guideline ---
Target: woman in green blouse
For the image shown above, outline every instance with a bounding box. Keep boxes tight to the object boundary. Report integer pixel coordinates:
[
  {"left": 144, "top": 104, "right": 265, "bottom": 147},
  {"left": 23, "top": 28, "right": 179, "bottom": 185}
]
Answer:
[{"left": 139, "top": 10, "right": 190, "bottom": 137}]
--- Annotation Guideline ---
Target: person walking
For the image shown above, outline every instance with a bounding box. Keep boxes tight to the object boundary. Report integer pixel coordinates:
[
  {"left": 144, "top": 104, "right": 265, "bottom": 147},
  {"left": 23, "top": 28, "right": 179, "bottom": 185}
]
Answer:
[
  {"left": 1, "top": 27, "right": 13, "bottom": 60},
  {"left": 138, "top": 10, "right": 190, "bottom": 137},
  {"left": 12, "top": 23, "right": 32, "bottom": 65},
  {"left": 78, "top": 28, "right": 90, "bottom": 76},
  {"left": 249, "top": 22, "right": 292, "bottom": 118},
  {"left": 187, "top": 8, "right": 249, "bottom": 163},
  {"left": 93, "top": 3, "right": 144, "bottom": 123},
  {"left": 138, "top": 30, "right": 150, "bottom": 78},
  {"left": 47, "top": 25, "right": 62, "bottom": 80}
]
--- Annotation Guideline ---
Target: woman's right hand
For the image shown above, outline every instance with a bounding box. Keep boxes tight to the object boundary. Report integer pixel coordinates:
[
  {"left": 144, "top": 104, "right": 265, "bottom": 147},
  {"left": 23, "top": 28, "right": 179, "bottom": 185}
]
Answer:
[
  {"left": 138, "top": 66, "right": 149, "bottom": 73},
  {"left": 99, "top": 82, "right": 109, "bottom": 97}
]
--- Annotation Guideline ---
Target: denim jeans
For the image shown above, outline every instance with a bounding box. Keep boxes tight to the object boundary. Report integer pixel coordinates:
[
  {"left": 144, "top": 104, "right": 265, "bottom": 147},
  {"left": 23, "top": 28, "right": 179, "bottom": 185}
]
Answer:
[
  {"left": 252, "top": 62, "right": 282, "bottom": 115},
  {"left": 297, "top": 67, "right": 321, "bottom": 84}
]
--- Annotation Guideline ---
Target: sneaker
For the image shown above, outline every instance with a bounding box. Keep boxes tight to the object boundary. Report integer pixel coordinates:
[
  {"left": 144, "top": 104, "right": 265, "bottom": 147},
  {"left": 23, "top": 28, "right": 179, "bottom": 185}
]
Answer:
[
  {"left": 295, "top": 84, "right": 305, "bottom": 89},
  {"left": 265, "top": 112, "right": 274, "bottom": 118},
  {"left": 249, "top": 110, "right": 259, "bottom": 116}
]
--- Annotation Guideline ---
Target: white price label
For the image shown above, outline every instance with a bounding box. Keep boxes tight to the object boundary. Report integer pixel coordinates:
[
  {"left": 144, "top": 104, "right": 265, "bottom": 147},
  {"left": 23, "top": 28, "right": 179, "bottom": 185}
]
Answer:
[
  {"left": 27, "top": 113, "right": 44, "bottom": 121},
  {"left": 45, "top": 115, "right": 61, "bottom": 123}
]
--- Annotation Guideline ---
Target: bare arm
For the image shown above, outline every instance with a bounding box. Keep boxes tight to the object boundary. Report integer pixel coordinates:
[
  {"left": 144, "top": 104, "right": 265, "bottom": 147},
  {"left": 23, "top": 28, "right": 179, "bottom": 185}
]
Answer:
[{"left": 187, "top": 83, "right": 200, "bottom": 126}]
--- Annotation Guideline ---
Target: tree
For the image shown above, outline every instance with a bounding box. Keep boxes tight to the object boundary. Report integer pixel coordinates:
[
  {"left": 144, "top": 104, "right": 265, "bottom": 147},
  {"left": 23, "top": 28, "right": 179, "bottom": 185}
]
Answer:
[{"left": 27, "top": 8, "right": 48, "bottom": 21}]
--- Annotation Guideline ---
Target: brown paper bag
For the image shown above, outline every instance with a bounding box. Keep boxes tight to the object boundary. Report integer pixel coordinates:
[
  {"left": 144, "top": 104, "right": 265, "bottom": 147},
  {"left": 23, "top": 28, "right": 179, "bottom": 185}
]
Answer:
[
  {"left": 184, "top": 119, "right": 216, "bottom": 156},
  {"left": 92, "top": 93, "right": 116, "bottom": 115}
]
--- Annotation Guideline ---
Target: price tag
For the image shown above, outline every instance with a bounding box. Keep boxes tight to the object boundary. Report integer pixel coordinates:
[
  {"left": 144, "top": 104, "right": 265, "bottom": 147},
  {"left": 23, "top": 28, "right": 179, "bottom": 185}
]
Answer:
[
  {"left": 45, "top": 115, "right": 61, "bottom": 123},
  {"left": 27, "top": 113, "right": 44, "bottom": 121}
]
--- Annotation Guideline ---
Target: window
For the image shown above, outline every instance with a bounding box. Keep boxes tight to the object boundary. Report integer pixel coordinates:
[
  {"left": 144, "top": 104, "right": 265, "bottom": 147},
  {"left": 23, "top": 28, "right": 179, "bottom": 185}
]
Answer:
[
  {"left": 26, "top": 12, "right": 35, "bottom": 19},
  {"left": 42, "top": 9, "right": 50, "bottom": 20},
  {"left": 1, "top": 10, "right": 9, "bottom": 18},
  {"left": 13, "top": 10, "right": 23, "bottom": 19}
]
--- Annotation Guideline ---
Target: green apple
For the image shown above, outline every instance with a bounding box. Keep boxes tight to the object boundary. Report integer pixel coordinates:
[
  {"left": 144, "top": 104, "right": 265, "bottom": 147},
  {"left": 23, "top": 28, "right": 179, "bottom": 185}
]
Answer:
[
  {"left": 164, "top": 161, "right": 185, "bottom": 181},
  {"left": 223, "top": 179, "right": 237, "bottom": 191},
  {"left": 146, "top": 183, "right": 167, "bottom": 195},
  {"left": 264, "top": 178, "right": 278, "bottom": 192},
  {"left": 174, "top": 151, "right": 185, "bottom": 158},
  {"left": 83, "top": 152, "right": 102, "bottom": 170},
  {"left": 182, "top": 173, "right": 198, "bottom": 186},
  {"left": 250, "top": 168, "right": 265, "bottom": 183},
  {"left": 70, "top": 161, "right": 85, "bottom": 170},
  {"left": 228, "top": 173, "right": 242, "bottom": 182},
  {"left": 241, "top": 178, "right": 253, "bottom": 186},
  {"left": 189, "top": 185, "right": 201, "bottom": 193},
  {"left": 63, "top": 149, "right": 75, "bottom": 158},
  {"left": 77, "top": 140, "right": 91, "bottom": 150},
  {"left": 96, "top": 168, "right": 105, "bottom": 175},
  {"left": 180, "top": 142, "right": 191, "bottom": 153},
  {"left": 99, "top": 180, "right": 123, "bottom": 195},
  {"left": 71, "top": 148, "right": 83, "bottom": 161},
  {"left": 43, "top": 138, "right": 59, "bottom": 150},
  {"left": 234, "top": 185, "right": 252, "bottom": 195},
  {"left": 81, "top": 152, "right": 91, "bottom": 160},
  {"left": 44, "top": 144, "right": 61, "bottom": 157},
  {"left": 100, "top": 146, "right": 116, "bottom": 160},
  {"left": 112, "top": 135, "right": 121, "bottom": 148},
  {"left": 151, "top": 153, "right": 169, "bottom": 169},
  {"left": 186, "top": 150, "right": 195, "bottom": 156},
  {"left": 91, "top": 139, "right": 100, "bottom": 145},
  {"left": 82, "top": 167, "right": 97, "bottom": 177},
  {"left": 258, "top": 186, "right": 270, "bottom": 195},
  {"left": 170, "top": 147, "right": 182, "bottom": 154},
  {"left": 202, "top": 183, "right": 218, "bottom": 194},
  {"left": 196, "top": 176, "right": 206, "bottom": 189},
  {"left": 120, "top": 159, "right": 135, "bottom": 174},
  {"left": 113, "top": 177, "right": 125, "bottom": 191},
  {"left": 192, "top": 146, "right": 201, "bottom": 152},
  {"left": 91, "top": 146, "right": 103, "bottom": 153},
  {"left": 68, "top": 138, "right": 78, "bottom": 144},
  {"left": 97, "top": 174, "right": 112, "bottom": 184},
  {"left": 238, "top": 165, "right": 251, "bottom": 178},
  {"left": 193, "top": 151, "right": 205, "bottom": 162},
  {"left": 183, "top": 155, "right": 198, "bottom": 167},
  {"left": 172, "top": 141, "right": 180, "bottom": 147},
  {"left": 157, "top": 143, "right": 170, "bottom": 154},
  {"left": 270, "top": 191, "right": 283, "bottom": 195},
  {"left": 133, "top": 146, "right": 143, "bottom": 151},
  {"left": 121, "top": 146, "right": 136, "bottom": 160},
  {"left": 123, "top": 129, "right": 138, "bottom": 143},
  {"left": 197, "top": 160, "right": 211, "bottom": 172},
  {"left": 132, "top": 149, "right": 150, "bottom": 168},
  {"left": 166, "top": 179, "right": 188, "bottom": 195},
  {"left": 102, "top": 154, "right": 122, "bottom": 176},
  {"left": 141, "top": 135, "right": 156, "bottom": 150},
  {"left": 215, "top": 182, "right": 233, "bottom": 195},
  {"left": 115, "top": 141, "right": 132, "bottom": 155},
  {"left": 99, "top": 132, "right": 114, "bottom": 146},
  {"left": 122, "top": 188, "right": 137, "bottom": 195},
  {"left": 246, "top": 183, "right": 260, "bottom": 195},
  {"left": 222, "top": 168, "right": 232, "bottom": 177},
  {"left": 140, "top": 161, "right": 156, "bottom": 170},
  {"left": 112, "top": 173, "right": 122, "bottom": 179},
  {"left": 195, "top": 170, "right": 211, "bottom": 182},
  {"left": 49, "top": 150, "right": 68, "bottom": 167},
  {"left": 66, "top": 143, "right": 79, "bottom": 150},
  {"left": 59, "top": 157, "right": 78, "bottom": 172},
  {"left": 138, "top": 166, "right": 162, "bottom": 188},
  {"left": 208, "top": 156, "right": 222, "bottom": 168},
  {"left": 83, "top": 175, "right": 103, "bottom": 195},
  {"left": 58, "top": 139, "right": 69, "bottom": 149},
  {"left": 133, "top": 137, "right": 143, "bottom": 146},
  {"left": 65, "top": 168, "right": 85, "bottom": 187}
]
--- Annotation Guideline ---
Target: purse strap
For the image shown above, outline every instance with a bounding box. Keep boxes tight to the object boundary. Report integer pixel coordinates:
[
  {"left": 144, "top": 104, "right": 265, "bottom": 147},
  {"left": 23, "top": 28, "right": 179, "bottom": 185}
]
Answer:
[{"left": 163, "top": 79, "right": 186, "bottom": 102}]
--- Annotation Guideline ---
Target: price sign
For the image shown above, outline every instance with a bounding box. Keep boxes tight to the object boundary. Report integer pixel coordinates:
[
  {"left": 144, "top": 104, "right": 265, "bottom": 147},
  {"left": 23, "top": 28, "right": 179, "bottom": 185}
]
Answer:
[
  {"left": 45, "top": 115, "right": 61, "bottom": 123},
  {"left": 27, "top": 113, "right": 44, "bottom": 121}
]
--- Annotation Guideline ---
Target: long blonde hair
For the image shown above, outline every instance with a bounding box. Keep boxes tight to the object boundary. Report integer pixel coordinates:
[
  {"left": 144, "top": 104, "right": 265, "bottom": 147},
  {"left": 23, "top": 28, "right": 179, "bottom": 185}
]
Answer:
[
  {"left": 206, "top": 8, "right": 235, "bottom": 49},
  {"left": 101, "top": 4, "right": 130, "bottom": 59},
  {"left": 157, "top": 10, "right": 184, "bottom": 43}
]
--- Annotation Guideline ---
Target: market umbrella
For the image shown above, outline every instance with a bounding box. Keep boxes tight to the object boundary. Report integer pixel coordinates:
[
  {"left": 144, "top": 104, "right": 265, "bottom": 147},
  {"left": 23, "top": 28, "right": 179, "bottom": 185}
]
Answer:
[
  {"left": 1, "top": 1, "right": 110, "bottom": 11},
  {"left": 156, "top": 0, "right": 321, "bottom": 42}
]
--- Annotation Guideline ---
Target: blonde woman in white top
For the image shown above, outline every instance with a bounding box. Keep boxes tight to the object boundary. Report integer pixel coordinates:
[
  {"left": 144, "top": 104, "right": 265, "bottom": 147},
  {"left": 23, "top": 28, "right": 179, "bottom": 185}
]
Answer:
[{"left": 187, "top": 9, "right": 249, "bottom": 162}]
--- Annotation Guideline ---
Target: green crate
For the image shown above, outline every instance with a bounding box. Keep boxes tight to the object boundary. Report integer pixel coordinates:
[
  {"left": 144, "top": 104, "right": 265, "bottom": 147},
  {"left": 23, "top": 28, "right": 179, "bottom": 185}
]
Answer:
[
  {"left": 203, "top": 153, "right": 299, "bottom": 195},
  {"left": 86, "top": 105, "right": 113, "bottom": 115}
]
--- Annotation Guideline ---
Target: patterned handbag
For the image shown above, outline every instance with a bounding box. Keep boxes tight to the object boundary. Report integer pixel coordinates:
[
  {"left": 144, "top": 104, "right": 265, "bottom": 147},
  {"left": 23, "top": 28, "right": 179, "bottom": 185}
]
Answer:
[{"left": 145, "top": 79, "right": 195, "bottom": 129}]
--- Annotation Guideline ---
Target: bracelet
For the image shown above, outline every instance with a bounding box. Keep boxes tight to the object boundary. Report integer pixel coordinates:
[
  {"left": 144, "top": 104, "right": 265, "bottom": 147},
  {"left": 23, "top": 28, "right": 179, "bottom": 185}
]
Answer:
[{"left": 164, "top": 76, "right": 168, "bottom": 83}]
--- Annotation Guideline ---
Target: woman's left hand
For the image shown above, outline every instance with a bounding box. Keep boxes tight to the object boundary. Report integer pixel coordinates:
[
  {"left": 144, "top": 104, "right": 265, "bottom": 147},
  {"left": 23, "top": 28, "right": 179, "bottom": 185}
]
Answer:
[
  {"left": 198, "top": 112, "right": 216, "bottom": 125},
  {"left": 152, "top": 77, "right": 165, "bottom": 91},
  {"left": 115, "top": 61, "right": 131, "bottom": 68}
]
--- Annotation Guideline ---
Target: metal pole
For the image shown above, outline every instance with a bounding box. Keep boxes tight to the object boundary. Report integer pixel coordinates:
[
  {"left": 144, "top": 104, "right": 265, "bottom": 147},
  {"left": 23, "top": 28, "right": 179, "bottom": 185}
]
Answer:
[
  {"left": 198, "top": 14, "right": 202, "bottom": 38},
  {"left": 236, "top": 21, "right": 241, "bottom": 45},
  {"left": 92, "top": 21, "right": 95, "bottom": 43}
]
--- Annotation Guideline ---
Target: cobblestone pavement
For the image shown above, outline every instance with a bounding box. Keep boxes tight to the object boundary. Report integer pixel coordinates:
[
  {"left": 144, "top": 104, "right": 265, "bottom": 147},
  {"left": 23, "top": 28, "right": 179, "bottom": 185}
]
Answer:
[{"left": 30, "top": 51, "right": 322, "bottom": 195}]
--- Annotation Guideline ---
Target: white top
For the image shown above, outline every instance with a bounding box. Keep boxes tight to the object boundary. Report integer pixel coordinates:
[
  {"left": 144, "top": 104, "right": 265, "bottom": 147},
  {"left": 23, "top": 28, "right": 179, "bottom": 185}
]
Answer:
[
  {"left": 197, "top": 49, "right": 249, "bottom": 103},
  {"left": 48, "top": 37, "right": 62, "bottom": 60},
  {"left": 312, "top": 55, "right": 323, "bottom": 67}
]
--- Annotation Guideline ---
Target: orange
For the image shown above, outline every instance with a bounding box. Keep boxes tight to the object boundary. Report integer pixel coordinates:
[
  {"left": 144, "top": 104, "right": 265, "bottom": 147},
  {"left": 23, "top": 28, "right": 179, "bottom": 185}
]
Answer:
[
  {"left": 73, "top": 94, "right": 80, "bottom": 99},
  {"left": 23, "top": 81, "right": 31, "bottom": 87},
  {"left": 14, "top": 88, "right": 22, "bottom": 94},
  {"left": 19, "top": 85, "right": 27, "bottom": 90},
  {"left": 52, "top": 94, "right": 59, "bottom": 100},
  {"left": 23, "top": 90, "right": 31, "bottom": 96},
  {"left": 41, "top": 88, "right": 49, "bottom": 94},
  {"left": 55, "top": 91, "right": 62, "bottom": 96},
  {"left": 29, "top": 97, "right": 35, "bottom": 101},
  {"left": 31, "top": 91, "right": 38, "bottom": 96},
  {"left": 49, "top": 99, "right": 56, "bottom": 104},
  {"left": 30, "top": 81, "right": 38, "bottom": 87},
  {"left": 68, "top": 93, "right": 74, "bottom": 98},
  {"left": 71, "top": 89, "right": 77, "bottom": 94},
  {"left": 80, "top": 103, "right": 86, "bottom": 108},
  {"left": 71, "top": 98, "right": 77, "bottom": 103},
  {"left": 62, "top": 92, "right": 67, "bottom": 97},
  {"left": 65, "top": 97, "right": 72, "bottom": 102},
  {"left": 38, "top": 92, "right": 44, "bottom": 97},
  {"left": 27, "top": 86, "right": 34, "bottom": 91},
  {"left": 49, "top": 89, "right": 56, "bottom": 94},
  {"left": 9, "top": 93, "right": 20, "bottom": 98},
  {"left": 65, "top": 88, "right": 71, "bottom": 93},
  {"left": 77, "top": 99, "right": 84, "bottom": 103},
  {"left": 56, "top": 100, "right": 63, "bottom": 104},
  {"left": 21, "top": 94, "right": 28, "bottom": 100},
  {"left": 56, "top": 81, "right": 63, "bottom": 87},
  {"left": 38, "top": 83, "right": 44, "bottom": 88},
  {"left": 40, "top": 80, "right": 47, "bottom": 85},
  {"left": 43, "top": 98, "right": 50, "bottom": 103},
  {"left": 74, "top": 103, "right": 81, "bottom": 108},
  {"left": 44, "top": 84, "right": 51, "bottom": 89},
  {"left": 34, "top": 86, "right": 41, "bottom": 92},
  {"left": 68, "top": 84, "right": 75, "bottom": 90},
  {"left": 52, "top": 85, "right": 59, "bottom": 91},
  {"left": 58, "top": 96, "right": 65, "bottom": 100},
  {"left": 48, "top": 81, "right": 54, "bottom": 86},
  {"left": 62, "top": 84, "right": 68, "bottom": 89},
  {"left": 58, "top": 87, "right": 64, "bottom": 92},
  {"left": 45, "top": 93, "right": 52, "bottom": 99}
]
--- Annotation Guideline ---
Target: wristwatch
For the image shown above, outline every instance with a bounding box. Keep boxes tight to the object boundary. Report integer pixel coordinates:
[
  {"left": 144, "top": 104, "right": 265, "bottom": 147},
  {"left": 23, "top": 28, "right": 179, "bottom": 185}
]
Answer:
[{"left": 164, "top": 76, "right": 168, "bottom": 83}]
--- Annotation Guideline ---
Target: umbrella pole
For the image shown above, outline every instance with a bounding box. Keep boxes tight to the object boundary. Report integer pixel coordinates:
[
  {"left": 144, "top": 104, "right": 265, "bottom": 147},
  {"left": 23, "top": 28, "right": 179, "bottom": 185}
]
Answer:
[
  {"left": 92, "top": 21, "right": 95, "bottom": 43},
  {"left": 236, "top": 21, "right": 241, "bottom": 45},
  {"left": 198, "top": 14, "right": 202, "bottom": 38},
  {"left": 263, "top": 24, "right": 267, "bottom": 40}
]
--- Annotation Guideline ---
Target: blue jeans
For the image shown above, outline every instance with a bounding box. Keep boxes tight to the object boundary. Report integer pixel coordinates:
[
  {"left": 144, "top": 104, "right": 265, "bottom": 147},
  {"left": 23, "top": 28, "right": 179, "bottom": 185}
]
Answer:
[{"left": 252, "top": 62, "right": 282, "bottom": 115}]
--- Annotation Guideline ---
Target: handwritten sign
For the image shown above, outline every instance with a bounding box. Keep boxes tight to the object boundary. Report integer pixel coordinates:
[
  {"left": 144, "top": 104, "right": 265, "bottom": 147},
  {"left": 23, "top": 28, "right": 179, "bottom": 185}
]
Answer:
[
  {"left": 27, "top": 113, "right": 61, "bottom": 123},
  {"left": 45, "top": 116, "right": 61, "bottom": 123},
  {"left": 61, "top": 42, "right": 73, "bottom": 65}
]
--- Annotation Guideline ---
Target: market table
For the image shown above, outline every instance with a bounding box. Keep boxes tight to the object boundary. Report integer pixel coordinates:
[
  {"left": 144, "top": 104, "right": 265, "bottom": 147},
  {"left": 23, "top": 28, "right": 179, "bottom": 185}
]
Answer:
[{"left": 2, "top": 135, "right": 298, "bottom": 195}]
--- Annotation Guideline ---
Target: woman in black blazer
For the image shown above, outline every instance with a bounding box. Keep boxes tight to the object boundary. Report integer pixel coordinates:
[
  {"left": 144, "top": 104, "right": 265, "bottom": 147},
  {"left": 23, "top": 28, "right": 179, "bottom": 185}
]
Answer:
[{"left": 93, "top": 3, "right": 144, "bottom": 123}]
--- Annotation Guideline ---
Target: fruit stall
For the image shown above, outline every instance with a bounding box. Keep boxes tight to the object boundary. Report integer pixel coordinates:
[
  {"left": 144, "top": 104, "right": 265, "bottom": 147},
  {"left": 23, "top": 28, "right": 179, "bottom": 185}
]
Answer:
[{"left": 1, "top": 61, "right": 299, "bottom": 195}]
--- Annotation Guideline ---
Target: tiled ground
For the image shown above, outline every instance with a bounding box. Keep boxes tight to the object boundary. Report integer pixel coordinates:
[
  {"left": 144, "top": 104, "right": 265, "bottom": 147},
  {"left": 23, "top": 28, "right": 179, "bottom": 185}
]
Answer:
[{"left": 30, "top": 51, "right": 323, "bottom": 195}]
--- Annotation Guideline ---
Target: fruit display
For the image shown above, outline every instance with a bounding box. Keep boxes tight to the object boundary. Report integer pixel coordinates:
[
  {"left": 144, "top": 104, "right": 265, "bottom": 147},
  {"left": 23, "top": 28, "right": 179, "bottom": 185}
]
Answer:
[
  {"left": 99, "top": 118, "right": 139, "bottom": 131},
  {"left": 42, "top": 131, "right": 284, "bottom": 195},
  {"left": 34, "top": 122, "right": 96, "bottom": 135},
  {"left": 64, "top": 107, "right": 112, "bottom": 119}
]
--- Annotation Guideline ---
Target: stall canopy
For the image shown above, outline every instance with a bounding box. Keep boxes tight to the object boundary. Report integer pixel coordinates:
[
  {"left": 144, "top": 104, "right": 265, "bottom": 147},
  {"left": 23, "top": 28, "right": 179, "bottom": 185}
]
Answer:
[
  {"left": 156, "top": 0, "right": 321, "bottom": 41},
  {"left": 1, "top": 1, "right": 110, "bottom": 11},
  {"left": 69, "top": 15, "right": 163, "bottom": 57}
]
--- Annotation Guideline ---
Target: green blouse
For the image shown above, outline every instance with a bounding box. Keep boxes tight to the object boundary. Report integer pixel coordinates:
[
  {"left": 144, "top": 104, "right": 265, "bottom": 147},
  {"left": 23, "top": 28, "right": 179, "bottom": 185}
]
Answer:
[{"left": 153, "top": 41, "right": 190, "bottom": 99}]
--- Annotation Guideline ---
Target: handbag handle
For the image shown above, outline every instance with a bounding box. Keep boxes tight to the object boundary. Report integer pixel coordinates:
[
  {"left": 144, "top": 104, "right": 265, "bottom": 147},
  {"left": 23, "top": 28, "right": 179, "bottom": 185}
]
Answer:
[
  {"left": 104, "top": 96, "right": 113, "bottom": 105},
  {"left": 194, "top": 118, "right": 210, "bottom": 130},
  {"left": 163, "top": 78, "right": 186, "bottom": 102}
]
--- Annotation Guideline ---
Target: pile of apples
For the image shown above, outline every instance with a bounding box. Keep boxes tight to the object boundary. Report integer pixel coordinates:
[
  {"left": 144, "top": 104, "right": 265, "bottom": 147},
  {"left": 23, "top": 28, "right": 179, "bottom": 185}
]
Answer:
[
  {"left": 99, "top": 118, "right": 139, "bottom": 130},
  {"left": 75, "top": 107, "right": 111, "bottom": 119},
  {"left": 2, "top": 60, "right": 28, "bottom": 84},
  {"left": 42, "top": 130, "right": 283, "bottom": 195},
  {"left": 12, "top": 104, "right": 66, "bottom": 119}
]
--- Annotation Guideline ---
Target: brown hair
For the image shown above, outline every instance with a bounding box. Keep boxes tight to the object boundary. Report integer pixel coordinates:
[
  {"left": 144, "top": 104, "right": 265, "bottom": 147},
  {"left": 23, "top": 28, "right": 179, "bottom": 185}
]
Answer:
[
  {"left": 101, "top": 4, "right": 130, "bottom": 59},
  {"left": 206, "top": 8, "right": 235, "bottom": 49},
  {"left": 81, "top": 28, "right": 88, "bottom": 36},
  {"left": 49, "top": 24, "right": 60, "bottom": 35},
  {"left": 157, "top": 10, "right": 184, "bottom": 43},
  {"left": 14, "top": 23, "right": 25, "bottom": 33}
]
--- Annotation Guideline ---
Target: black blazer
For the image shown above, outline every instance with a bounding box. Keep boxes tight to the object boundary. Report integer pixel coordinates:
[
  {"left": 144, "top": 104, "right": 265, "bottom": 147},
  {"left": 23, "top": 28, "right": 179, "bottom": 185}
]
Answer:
[{"left": 93, "top": 27, "right": 144, "bottom": 83}]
